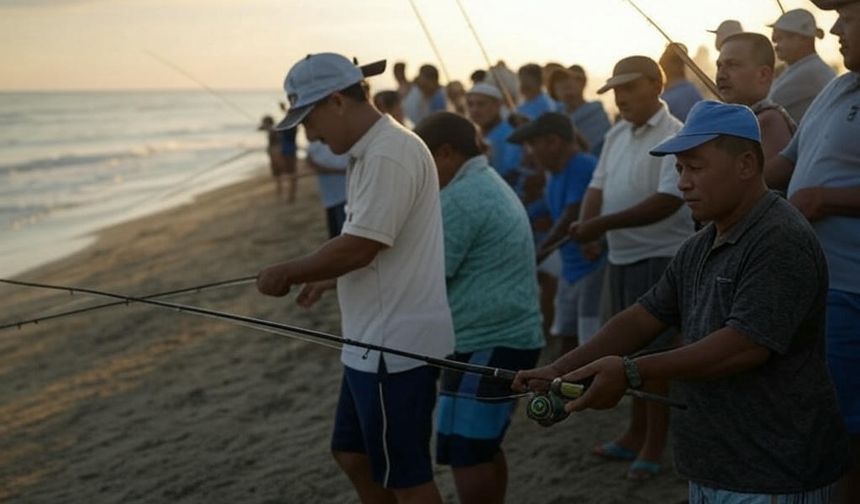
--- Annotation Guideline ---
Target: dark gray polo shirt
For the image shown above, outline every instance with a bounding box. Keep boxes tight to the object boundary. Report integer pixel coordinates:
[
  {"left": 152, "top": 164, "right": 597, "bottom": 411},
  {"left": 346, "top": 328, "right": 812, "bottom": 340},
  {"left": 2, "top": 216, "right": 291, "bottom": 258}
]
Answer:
[{"left": 639, "top": 191, "right": 850, "bottom": 493}]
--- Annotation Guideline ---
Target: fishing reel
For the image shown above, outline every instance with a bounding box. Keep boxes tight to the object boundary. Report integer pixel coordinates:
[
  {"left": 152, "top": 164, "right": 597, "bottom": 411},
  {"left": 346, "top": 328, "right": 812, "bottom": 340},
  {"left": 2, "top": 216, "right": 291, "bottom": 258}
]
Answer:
[{"left": 525, "top": 378, "right": 588, "bottom": 427}]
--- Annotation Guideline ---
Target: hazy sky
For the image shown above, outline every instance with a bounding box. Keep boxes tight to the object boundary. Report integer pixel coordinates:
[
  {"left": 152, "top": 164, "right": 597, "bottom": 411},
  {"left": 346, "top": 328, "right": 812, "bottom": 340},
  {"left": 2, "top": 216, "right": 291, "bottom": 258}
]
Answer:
[{"left": 0, "top": 0, "right": 844, "bottom": 94}]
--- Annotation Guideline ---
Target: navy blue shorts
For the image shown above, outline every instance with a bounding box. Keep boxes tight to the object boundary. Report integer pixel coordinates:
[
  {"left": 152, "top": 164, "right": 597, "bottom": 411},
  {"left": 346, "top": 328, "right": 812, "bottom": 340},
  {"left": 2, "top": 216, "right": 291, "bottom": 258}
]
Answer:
[
  {"left": 331, "top": 361, "right": 439, "bottom": 489},
  {"left": 436, "top": 347, "right": 541, "bottom": 467}
]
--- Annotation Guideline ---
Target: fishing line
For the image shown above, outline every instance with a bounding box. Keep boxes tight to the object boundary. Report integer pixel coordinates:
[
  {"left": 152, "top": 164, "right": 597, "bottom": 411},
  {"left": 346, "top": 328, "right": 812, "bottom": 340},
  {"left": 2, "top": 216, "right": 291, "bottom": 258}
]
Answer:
[
  {"left": 407, "top": 0, "right": 452, "bottom": 83},
  {"left": 0, "top": 278, "right": 518, "bottom": 382},
  {"left": 0, "top": 275, "right": 256, "bottom": 332},
  {"left": 1, "top": 279, "right": 686, "bottom": 410},
  {"left": 453, "top": 0, "right": 519, "bottom": 112},
  {"left": 624, "top": 0, "right": 724, "bottom": 101},
  {"left": 144, "top": 50, "right": 255, "bottom": 122}
]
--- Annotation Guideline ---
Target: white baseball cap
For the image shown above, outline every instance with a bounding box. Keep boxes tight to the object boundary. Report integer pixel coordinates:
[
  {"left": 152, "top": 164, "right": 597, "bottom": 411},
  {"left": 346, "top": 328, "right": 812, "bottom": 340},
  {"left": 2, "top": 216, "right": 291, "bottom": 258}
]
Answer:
[
  {"left": 276, "top": 53, "right": 386, "bottom": 131},
  {"left": 768, "top": 9, "right": 825, "bottom": 39},
  {"left": 707, "top": 20, "right": 744, "bottom": 50},
  {"left": 466, "top": 82, "right": 503, "bottom": 101}
]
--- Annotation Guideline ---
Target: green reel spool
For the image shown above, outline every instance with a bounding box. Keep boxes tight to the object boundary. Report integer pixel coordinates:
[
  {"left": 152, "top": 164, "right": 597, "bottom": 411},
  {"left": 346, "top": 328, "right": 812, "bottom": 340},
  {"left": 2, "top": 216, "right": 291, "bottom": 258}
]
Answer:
[{"left": 526, "top": 392, "right": 569, "bottom": 427}]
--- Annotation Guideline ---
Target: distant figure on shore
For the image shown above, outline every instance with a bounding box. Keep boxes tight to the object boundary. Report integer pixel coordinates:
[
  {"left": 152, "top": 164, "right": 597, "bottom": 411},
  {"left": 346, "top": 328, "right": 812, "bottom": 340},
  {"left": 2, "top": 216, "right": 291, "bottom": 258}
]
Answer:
[
  {"left": 414, "top": 112, "right": 543, "bottom": 504},
  {"left": 305, "top": 140, "right": 348, "bottom": 238},
  {"left": 446, "top": 81, "right": 467, "bottom": 115},
  {"left": 707, "top": 19, "right": 744, "bottom": 50},
  {"left": 517, "top": 63, "right": 557, "bottom": 120},
  {"left": 258, "top": 114, "right": 294, "bottom": 203},
  {"left": 469, "top": 69, "right": 487, "bottom": 86},
  {"left": 717, "top": 32, "right": 796, "bottom": 191},
  {"left": 402, "top": 64, "right": 447, "bottom": 126},
  {"left": 277, "top": 102, "right": 299, "bottom": 204},
  {"left": 373, "top": 90, "right": 405, "bottom": 125},
  {"left": 393, "top": 61, "right": 411, "bottom": 97},
  {"left": 767, "top": 8, "right": 836, "bottom": 122},
  {"left": 548, "top": 66, "right": 612, "bottom": 157},
  {"left": 257, "top": 53, "right": 454, "bottom": 504},
  {"left": 465, "top": 82, "right": 522, "bottom": 182},
  {"left": 659, "top": 43, "right": 704, "bottom": 122}
]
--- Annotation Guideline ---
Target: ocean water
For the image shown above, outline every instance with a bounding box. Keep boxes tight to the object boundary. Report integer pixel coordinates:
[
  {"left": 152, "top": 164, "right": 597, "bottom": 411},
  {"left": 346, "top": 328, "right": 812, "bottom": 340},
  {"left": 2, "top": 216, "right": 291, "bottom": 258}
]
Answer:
[{"left": 0, "top": 90, "right": 289, "bottom": 277}]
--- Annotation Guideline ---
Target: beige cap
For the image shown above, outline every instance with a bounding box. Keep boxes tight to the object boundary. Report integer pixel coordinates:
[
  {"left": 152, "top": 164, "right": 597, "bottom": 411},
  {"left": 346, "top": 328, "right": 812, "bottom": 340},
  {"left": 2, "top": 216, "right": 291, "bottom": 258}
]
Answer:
[
  {"left": 707, "top": 20, "right": 744, "bottom": 50},
  {"left": 768, "top": 9, "right": 825, "bottom": 39},
  {"left": 597, "top": 56, "right": 663, "bottom": 95}
]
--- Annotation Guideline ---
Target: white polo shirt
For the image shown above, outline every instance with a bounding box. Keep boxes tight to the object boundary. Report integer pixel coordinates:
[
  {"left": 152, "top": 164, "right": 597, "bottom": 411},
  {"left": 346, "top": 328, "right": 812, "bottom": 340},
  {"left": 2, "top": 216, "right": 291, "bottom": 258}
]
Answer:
[
  {"left": 588, "top": 104, "right": 693, "bottom": 265},
  {"left": 338, "top": 115, "right": 455, "bottom": 373}
]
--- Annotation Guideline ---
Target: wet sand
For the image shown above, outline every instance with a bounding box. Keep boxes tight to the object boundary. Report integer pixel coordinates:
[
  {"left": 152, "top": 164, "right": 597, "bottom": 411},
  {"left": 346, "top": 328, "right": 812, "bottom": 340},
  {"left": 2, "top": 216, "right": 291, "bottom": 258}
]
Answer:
[{"left": 0, "top": 165, "right": 688, "bottom": 503}]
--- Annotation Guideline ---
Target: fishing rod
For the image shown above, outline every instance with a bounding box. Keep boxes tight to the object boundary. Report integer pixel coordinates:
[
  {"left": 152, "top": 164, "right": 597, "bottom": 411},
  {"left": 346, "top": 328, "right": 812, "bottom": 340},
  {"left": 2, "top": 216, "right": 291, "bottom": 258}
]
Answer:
[
  {"left": 407, "top": 0, "right": 452, "bottom": 83},
  {"left": 145, "top": 50, "right": 256, "bottom": 121},
  {"left": 0, "top": 278, "right": 516, "bottom": 381},
  {"left": 0, "top": 278, "right": 686, "bottom": 413},
  {"left": 776, "top": 0, "right": 786, "bottom": 14},
  {"left": 453, "top": 0, "right": 519, "bottom": 112},
  {"left": 624, "top": 0, "right": 725, "bottom": 101},
  {"left": 0, "top": 275, "right": 256, "bottom": 331}
]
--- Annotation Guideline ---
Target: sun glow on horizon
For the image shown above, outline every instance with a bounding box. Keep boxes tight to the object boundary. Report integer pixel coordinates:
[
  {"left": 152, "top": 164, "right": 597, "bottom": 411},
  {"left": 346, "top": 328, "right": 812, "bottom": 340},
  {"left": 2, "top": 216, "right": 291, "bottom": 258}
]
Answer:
[{"left": 0, "top": 0, "right": 844, "bottom": 101}]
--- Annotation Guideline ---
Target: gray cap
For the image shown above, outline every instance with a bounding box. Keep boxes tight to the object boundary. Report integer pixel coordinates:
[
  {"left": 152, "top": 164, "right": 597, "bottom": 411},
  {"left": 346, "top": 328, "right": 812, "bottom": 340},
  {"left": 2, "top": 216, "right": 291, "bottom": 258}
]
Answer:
[
  {"left": 597, "top": 56, "right": 663, "bottom": 95},
  {"left": 276, "top": 53, "right": 386, "bottom": 131},
  {"left": 707, "top": 20, "right": 744, "bottom": 50},
  {"left": 768, "top": 9, "right": 825, "bottom": 39}
]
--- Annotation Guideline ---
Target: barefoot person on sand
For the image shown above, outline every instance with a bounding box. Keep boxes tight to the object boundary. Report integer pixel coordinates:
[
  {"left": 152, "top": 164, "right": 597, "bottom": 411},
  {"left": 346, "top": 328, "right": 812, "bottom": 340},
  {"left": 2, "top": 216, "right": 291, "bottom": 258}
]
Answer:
[
  {"left": 256, "top": 53, "right": 454, "bottom": 504},
  {"left": 514, "top": 101, "right": 852, "bottom": 503}
]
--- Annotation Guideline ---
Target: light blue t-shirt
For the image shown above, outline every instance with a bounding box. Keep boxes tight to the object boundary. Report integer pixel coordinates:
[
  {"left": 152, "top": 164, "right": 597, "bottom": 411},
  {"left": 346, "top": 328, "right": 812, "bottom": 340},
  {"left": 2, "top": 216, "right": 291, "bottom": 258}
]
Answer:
[
  {"left": 564, "top": 101, "right": 613, "bottom": 158},
  {"left": 784, "top": 72, "right": 860, "bottom": 294},
  {"left": 662, "top": 80, "right": 703, "bottom": 122},
  {"left": 440, "top": 155, "right": 544, "bottom": 353},
  {"left": 518, "top": 92, "right": 557, "bottom": 120},
  {"left": 307, "top": 141, "right": 347, "bottom": 208},
  {"left": 545, "top": 152, "right": 603, "bottom": 283},
  {"left": 484, "top": 120, "right": 523, "bottom": 179}
]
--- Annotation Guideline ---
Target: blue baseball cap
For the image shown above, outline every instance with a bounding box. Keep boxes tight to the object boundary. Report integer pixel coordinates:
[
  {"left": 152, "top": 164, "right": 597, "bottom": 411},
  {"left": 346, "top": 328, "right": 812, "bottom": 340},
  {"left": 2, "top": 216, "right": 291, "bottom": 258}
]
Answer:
[
  {"left": 276, "top": 53, "right": 386, "bottom": 131},
  {"left": 649, "top": 100, "right": 761, "bottom": 157}
]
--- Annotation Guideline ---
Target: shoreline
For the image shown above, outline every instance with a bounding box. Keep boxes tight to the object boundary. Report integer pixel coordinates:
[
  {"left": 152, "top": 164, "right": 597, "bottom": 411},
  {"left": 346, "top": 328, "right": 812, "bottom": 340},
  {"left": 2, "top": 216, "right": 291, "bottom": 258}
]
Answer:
[{"left": 0, "top": 165, "right": 688, "bottom": 503}]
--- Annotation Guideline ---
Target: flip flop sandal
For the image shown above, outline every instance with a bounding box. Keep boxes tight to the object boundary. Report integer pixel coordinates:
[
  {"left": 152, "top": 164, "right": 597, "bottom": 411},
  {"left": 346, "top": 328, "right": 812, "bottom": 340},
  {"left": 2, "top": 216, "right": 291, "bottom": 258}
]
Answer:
[
  {"left": 592, "top": 441, "right": 637, "bottom": 461},
  {"left": 626, "top": 459, "right": 661, "bottom": 481}
]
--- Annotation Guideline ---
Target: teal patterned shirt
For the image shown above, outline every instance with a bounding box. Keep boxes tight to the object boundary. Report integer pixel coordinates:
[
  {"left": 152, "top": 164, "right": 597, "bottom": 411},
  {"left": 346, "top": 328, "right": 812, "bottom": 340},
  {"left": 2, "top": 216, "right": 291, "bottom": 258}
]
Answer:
[{"left": 440, "top": 155, "right": 544, "bottom": 353}]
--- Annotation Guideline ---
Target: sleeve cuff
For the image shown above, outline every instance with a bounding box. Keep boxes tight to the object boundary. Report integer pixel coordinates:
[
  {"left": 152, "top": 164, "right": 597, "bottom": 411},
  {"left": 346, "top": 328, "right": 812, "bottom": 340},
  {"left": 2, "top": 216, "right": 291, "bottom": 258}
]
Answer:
[{"left": 342, "top": 224, "right": 394, "bottom": 247}]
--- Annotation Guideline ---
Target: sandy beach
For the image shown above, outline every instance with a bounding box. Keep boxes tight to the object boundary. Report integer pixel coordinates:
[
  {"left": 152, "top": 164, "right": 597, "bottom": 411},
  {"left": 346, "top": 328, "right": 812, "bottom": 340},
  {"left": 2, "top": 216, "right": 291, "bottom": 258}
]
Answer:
[{"left": 0, "top": 164, "right": 688, "bottom": 503}]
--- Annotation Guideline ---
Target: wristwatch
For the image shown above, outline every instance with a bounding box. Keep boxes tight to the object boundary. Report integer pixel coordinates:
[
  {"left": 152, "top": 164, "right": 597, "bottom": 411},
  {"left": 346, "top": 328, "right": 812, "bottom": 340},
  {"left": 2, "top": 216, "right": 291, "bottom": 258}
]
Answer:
[{"left": 622, "top": 356, "right": 643, "bottom": 389}]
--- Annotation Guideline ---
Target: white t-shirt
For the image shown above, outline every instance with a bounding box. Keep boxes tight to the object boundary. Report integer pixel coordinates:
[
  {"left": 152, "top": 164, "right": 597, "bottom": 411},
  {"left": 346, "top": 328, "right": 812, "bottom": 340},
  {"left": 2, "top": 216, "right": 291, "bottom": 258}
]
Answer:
[
  {"left": 589, "top": 104, "right": 693, "bottom": 265},
  {"left": 338, "top": 115, "right": 455, "bottom": 373}
]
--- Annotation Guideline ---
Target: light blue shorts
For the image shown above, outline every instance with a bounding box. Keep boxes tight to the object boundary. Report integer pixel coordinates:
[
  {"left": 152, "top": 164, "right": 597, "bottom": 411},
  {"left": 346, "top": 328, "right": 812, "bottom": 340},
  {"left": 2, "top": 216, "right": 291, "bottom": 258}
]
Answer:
[
  {"left": 688, "top": 481, "right": 835, "bottom": 503},
  {"left": 826, "top": 289, "right": 860, "bottom": 433}
]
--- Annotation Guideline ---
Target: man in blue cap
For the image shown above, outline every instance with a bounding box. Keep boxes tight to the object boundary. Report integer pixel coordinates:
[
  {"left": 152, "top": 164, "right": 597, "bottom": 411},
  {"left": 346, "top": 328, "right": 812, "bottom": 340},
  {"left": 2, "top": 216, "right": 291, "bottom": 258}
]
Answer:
[
  {"left": 768, "top": 2, "right": 860, "bottom": 501},
  {"left": 256, "top": 53, "right": 455, "bottom": 504},
  {"left": 515, "top": 100, "right": 851, "bottom": 503}
]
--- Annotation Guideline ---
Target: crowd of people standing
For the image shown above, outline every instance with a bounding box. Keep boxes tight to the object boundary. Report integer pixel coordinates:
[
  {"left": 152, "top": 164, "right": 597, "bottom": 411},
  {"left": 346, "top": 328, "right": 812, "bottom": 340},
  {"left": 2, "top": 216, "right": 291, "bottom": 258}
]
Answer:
[{"left": 255, "top": 1, "right": 859, "bottom": 502}]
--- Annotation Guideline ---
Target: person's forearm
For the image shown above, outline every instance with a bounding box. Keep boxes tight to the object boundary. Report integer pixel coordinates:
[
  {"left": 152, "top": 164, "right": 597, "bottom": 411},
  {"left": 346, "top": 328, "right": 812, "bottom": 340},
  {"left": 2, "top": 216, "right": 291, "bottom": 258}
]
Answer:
[
  {"left": 542, "top": 204, "right": 580, "bottom": 249},
  {"left": 278, "top": 235, "right": 380, "bottom": 284},
  {"left": 820, "top": 186, "right": 860, "bottom": 217},
  {"left": 579, "top": 188, "right": 603, "bottom": 222},
  {"left": 551, "top": 304, "right": 667, "bottom": 374},
  {"left": 764, "top": 154, "right": 795, "bottom": 192},
  {"left": 634, "top": 326, "right": 770, "bottom": 381},
  {"left": 590, "top": 193, "right": 683, "bottom": 233}
]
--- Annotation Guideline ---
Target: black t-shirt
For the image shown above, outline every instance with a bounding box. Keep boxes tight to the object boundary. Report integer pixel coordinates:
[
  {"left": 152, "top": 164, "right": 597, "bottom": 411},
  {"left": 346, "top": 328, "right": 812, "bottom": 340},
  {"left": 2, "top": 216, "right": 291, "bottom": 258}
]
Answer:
[{"left": 639, "top": 191, "right": 851, "bottom": 493}]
